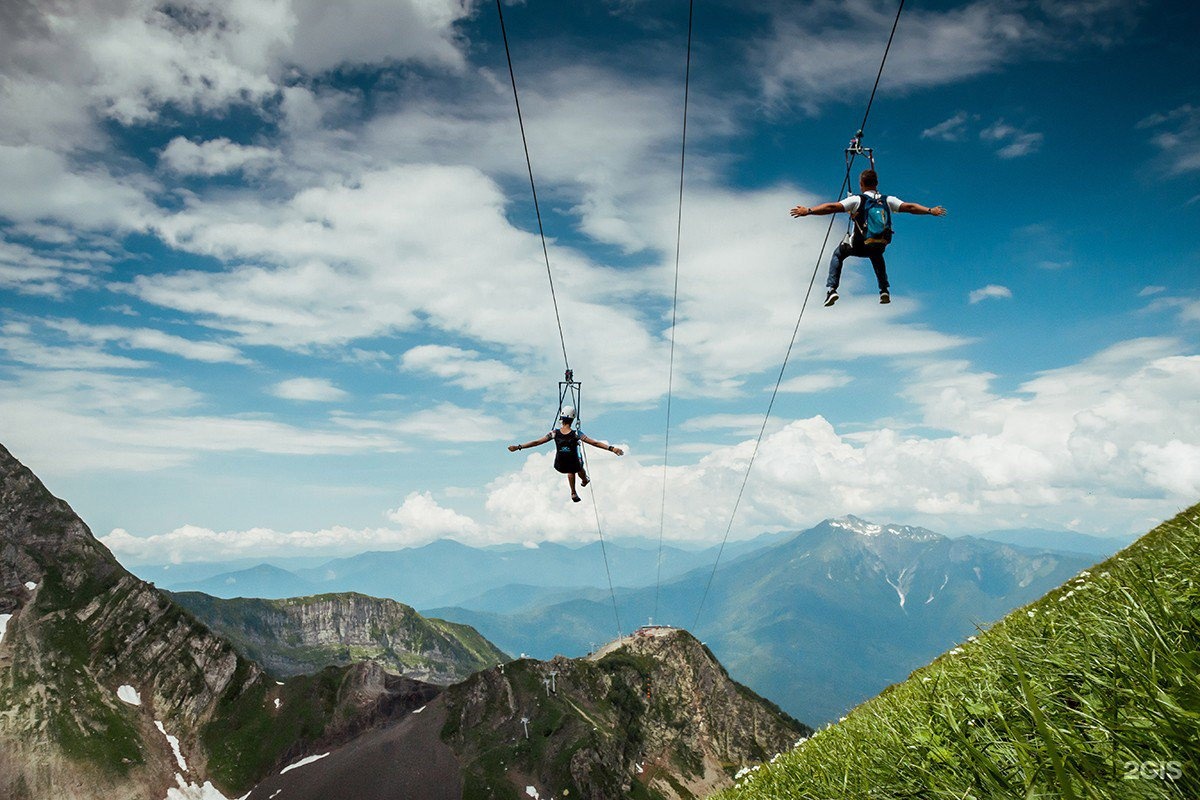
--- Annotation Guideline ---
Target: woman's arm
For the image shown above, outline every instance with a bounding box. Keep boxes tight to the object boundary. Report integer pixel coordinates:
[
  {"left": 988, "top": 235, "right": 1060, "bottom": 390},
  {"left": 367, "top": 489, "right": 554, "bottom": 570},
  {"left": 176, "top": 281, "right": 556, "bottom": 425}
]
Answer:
[
  {"left": 508, "top": 433, "right": 552, "bottom": 452},
  {"left": 580, "top": 434, "right": 624, "bottom": 456}
]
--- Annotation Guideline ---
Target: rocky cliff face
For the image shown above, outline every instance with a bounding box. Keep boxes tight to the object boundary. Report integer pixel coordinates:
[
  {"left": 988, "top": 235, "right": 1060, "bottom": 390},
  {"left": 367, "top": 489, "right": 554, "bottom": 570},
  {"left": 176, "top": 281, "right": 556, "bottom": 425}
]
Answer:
[
  {"left": 0, "top": 443, "right": 436, "bottom": 800},
  {"left": 442, "top": 626, "right": 809, "bottom": 800},
  {"left": 172, "top": 591, "right": 509, "bottom": 685}
]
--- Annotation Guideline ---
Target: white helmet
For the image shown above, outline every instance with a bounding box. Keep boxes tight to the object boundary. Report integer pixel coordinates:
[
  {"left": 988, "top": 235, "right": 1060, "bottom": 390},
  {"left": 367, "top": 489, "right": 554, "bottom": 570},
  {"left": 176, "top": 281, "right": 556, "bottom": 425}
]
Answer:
[{"left": 559, "top": 405, "right": 576, "bottom": 420}]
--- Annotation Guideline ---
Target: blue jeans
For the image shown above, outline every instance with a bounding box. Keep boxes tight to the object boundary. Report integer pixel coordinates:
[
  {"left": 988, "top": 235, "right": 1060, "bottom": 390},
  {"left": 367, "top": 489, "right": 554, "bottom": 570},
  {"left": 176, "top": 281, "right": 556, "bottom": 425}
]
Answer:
[{"left": 826, "top": 241, "right": 889, "bottom": 292}]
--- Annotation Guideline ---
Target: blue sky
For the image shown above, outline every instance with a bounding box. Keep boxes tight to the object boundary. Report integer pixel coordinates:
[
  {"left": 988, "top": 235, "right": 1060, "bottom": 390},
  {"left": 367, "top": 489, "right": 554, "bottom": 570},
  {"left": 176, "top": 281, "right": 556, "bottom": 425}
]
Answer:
[{"left": 0, "top": 0, "right": 1197, "bottom": 565}]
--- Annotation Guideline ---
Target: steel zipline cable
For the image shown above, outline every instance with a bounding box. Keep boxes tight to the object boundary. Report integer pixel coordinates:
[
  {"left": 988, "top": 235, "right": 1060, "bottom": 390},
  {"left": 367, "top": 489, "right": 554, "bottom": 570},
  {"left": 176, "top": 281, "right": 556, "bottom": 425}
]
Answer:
[
  {"left": 653, "top": 0, "right": 694, "bottom": 626},
  {"left": 692, "top": 0, "right": 908, "bottom": 631},
  {"left": 495, "top": 0, "right": 622, "bottom": 639},
  {"left": 494, "top": 0, "right": 569, "bottom": 372}
]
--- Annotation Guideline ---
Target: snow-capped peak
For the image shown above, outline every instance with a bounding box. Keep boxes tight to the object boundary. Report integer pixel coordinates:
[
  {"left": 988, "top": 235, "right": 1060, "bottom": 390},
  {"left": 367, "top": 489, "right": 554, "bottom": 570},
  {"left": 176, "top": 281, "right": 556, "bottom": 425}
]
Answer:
[{"left": 827, "top": 516, "right": 942, "bottom": 542}]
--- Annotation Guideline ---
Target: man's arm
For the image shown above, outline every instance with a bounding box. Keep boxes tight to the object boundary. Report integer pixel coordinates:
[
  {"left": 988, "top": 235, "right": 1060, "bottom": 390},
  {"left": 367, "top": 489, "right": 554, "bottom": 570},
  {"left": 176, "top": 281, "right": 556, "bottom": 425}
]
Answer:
[
  {"left": 790, "top": 202, "right": 846, "bottom": 218},
  {"left": 896, "top": 202, "right": 947, "bottom": 216}
]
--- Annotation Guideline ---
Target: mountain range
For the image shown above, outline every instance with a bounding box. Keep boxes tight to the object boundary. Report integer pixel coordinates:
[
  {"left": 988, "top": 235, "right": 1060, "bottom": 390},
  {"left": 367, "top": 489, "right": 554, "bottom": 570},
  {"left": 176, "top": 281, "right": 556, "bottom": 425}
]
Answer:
[
  {"left": 429, "top": 517, "right": 1099, "bottom": 723},
  {"left": 0, "top": 442, "right": 803, "bottom": 800}
]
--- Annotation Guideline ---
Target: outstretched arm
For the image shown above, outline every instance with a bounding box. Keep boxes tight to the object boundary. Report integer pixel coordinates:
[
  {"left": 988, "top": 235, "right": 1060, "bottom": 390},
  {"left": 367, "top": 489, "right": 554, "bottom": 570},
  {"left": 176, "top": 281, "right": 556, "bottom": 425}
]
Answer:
[
  {"left": 580, "top": 433, "right": 624, "bottom": 456},
  {"left": 509, "top": 433, "right": 552, "bottom": 452},
  {"left": 897, "top": 202, "right": 947, "bottom": 216},
  {"left": 790, "top": 202, "right": 845, "bottom": 218}
]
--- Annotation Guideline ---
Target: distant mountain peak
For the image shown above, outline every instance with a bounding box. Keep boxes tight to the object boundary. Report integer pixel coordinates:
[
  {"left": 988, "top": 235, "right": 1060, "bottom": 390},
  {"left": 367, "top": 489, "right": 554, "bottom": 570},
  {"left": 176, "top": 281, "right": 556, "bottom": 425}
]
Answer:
[{"left": 827, "top": 515, "right": 944, "bottom": 542}]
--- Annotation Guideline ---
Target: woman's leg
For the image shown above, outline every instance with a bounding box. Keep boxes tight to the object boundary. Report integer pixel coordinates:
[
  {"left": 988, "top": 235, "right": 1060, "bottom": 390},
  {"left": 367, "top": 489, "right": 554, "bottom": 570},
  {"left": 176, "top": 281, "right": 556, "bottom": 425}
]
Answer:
[{"left": 567, "top": 472, "right": 580, "bottom": 501}]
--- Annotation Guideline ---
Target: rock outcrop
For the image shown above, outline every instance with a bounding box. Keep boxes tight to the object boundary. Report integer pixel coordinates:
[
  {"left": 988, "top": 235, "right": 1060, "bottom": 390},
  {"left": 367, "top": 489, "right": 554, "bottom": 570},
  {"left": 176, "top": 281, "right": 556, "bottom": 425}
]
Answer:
[
  {"left": 441, "top": 626, "right": 809, "bottom": 800},
  {"left": 171, "top": 591, "right": 508, "bottom": 685}
]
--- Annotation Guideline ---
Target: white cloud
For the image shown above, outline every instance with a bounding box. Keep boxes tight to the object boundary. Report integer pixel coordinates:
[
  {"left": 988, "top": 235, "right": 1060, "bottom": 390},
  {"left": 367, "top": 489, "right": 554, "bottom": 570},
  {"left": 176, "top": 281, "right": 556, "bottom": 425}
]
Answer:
[
  {"left": 981, "top": 121, "right": 1043, "bottom": 159},
  {"left": 0, "top": 144, "right": 154, "bottom": 232},
  {"left": 332, "top": 402, "right": 514, "bottom": 443},
  {"left": 45, "top": 319, "right": 250, "bottom": 364},
  {"left": 386, "top": 490, "right": 481, "bottom": 540},
  {"left": 1138, "top": 105, "right": 1200, "bottom": 175},
  {"left": 0, "top": 367, "right": 398, "bottom": 474},
  {"left": 752, "top": 0, "right": 1135, "bottom": 109},
  {"left": 271, "top": 377, "right": 348, "bottom": 402},
  {"left": 1138, "top": 285, "right": 1166, "bottom": 297},
  {"left": 96, "top": 336, "right": 1200, "bottom": 557},
  {"left": 921, "top": 112, "right": 973, "bottom": 142},
  {"left": 160, "top": 138, "right": 279, "bottom": 177},
  {"left": 968, "top": 284, "right": 1012, "bottom": 304},
  {"left": 400, "top": 345, "right": 523, "bottom": 395},
  {"left": 777, "top": 372, "right": 853, "bottom": 394},
  {"left": 101, "top": 489, "right": 485, "bottom": 561}
]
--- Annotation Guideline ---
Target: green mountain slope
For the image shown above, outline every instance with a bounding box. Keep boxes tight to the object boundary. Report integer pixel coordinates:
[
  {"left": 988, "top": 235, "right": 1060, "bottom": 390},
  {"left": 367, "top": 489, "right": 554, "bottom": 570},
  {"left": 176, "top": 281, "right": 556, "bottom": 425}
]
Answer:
[
  {"left": 171, "top": 590, "right": 508, "bottom": 684},
  {"left": 716, "top": 504, "right": 1200, "bottom": 800}
]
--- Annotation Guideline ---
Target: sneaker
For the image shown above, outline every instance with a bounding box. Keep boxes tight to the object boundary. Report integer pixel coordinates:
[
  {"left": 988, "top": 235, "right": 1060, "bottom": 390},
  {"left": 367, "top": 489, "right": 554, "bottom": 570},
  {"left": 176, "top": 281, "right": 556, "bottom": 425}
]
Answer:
[
  {"left": 879, "top": 291, "right": 890, "bottom": 304},
  {"left": 824, "top": 289, "right": 839, "bottom": 307}
]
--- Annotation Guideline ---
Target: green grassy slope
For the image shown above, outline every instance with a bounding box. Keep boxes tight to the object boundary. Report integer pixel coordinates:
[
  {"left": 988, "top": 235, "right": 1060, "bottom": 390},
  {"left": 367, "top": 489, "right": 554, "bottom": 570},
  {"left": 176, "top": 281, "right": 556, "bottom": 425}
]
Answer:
[{"left": 715, "top": 505, "right": 1200, "bottom": 800}]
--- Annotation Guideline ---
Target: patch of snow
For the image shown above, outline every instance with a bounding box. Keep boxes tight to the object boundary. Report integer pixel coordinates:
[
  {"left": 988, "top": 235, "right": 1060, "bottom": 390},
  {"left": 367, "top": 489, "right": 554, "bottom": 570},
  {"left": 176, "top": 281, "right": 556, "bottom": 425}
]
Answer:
[
  {"left": 273, "top": 698, "right": 281, "bottom": 709},
  {"left": 276, "top": 681, "right": 284, "bottom": 686},
  {"left": 117, "top": 685, "right": 142, "bottom": 706},
  {"left": 165, "top": 774, "right": 232, "bottom": 800},
  {"left": 525, "top": 787, "right": 540, "bottom": 799},
  {"left": 270, "top": 791, "right": 282, "bottom": 799},
  {"left": 155, "top": 721, "right": 188, "bottom": 771},
  {"left": 0, "top": 614, "right": 11, "bottom": 645},
  {"left": 280, "top": 753, "right": 330, "bottom": 775},
  {"left": 973, "top": 566, "right": 983, "bottom": 581},
  {"left": 412, "top": 705, "right": 425, "bottom": 714},
  {"left": 24, "top": 581, "right": 37, "bottom": 591},
  {"left": 884, "top": 568, "right": 909, "bottom": 609}
]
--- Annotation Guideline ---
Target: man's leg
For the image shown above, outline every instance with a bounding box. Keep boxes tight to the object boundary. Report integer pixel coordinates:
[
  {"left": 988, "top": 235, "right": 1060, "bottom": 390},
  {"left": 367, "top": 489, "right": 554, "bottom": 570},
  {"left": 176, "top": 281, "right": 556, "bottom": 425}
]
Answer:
[
  {"left": 825, "top": 242, "right": 851, "bottom": 305},
  {"left": 867, "top": 248, "right": 890, "bottom": 301}
]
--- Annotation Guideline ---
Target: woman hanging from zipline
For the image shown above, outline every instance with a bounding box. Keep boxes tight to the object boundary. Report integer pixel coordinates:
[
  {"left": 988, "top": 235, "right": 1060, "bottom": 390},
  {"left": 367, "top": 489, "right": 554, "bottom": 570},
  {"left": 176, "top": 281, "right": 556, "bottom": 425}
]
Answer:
[{"left": 508, "top": 406, "right": 624, "bottom": 502}]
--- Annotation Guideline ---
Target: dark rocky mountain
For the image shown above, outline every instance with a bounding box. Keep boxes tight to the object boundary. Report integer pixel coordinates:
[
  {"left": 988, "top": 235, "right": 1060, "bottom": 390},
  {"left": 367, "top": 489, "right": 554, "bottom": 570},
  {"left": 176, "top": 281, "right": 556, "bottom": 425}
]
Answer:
[
  {"left": 0, "top": 443, "right": 436, "bottom": 799},
  {"left": 245, "top": 627, "right": 809, "bottom": 800},
  {"left": 431, "top": 516, "right": 1097, "bottom": 723},
  {"left": 172, "top": 591, "right": 508, "bottom": 684}
]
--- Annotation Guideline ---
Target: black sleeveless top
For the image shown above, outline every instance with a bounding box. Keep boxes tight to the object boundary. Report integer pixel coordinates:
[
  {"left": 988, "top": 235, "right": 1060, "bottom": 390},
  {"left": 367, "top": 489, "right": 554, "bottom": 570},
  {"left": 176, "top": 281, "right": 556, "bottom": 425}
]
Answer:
[{"left": 552, "top": 428, "right": 582, "bottom": 473}]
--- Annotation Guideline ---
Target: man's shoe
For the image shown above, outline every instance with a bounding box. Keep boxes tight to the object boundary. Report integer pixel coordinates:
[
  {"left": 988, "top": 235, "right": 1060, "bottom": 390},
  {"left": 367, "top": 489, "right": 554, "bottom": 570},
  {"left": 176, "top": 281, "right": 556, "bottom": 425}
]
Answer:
[
  {"left": 824, "top": 290, "right": 839, "bottom": 307},
  {"left": 879, "top": 291, "right": 890, "bottom": 304}
]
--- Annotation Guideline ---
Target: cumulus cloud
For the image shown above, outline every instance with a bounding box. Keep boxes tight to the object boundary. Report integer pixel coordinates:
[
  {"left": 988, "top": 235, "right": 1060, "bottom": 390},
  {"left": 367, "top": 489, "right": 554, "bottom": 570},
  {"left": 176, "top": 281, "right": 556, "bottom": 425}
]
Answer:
[
  {"left": 400, "top": 345, "right": 523, "bottom": 395},
  {"left": 271, "top": 377, "right": 349, "bottom": 402},
  {"left": 100, "top": 490, "right": 486, "bottom": 562},
  {"left": 968, "top": 284, "right": 1013, "bottom": 304},
  {"left": 160, "top": 138, "right": 279, "bottom": 177},
  {"left": 95, "top": 335, "right": 1200, "bottom": 559}
]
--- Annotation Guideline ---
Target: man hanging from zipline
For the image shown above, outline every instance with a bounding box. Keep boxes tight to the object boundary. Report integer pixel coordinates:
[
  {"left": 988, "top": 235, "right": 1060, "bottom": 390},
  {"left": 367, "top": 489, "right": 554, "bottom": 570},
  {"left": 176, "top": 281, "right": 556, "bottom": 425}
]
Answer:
[
  {"left": 790, "top": 168, "right": 946, "bottom": 306},
  {"left": 508, "top": 406, "right": 624, "bottom": 503}
]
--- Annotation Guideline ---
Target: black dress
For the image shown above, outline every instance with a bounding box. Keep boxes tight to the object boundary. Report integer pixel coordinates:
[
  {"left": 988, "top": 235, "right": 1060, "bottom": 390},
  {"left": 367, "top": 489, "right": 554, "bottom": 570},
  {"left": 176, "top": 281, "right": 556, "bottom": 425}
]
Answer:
[{"left": 552, "top": 428, "right": 583, "bottom": 474}]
